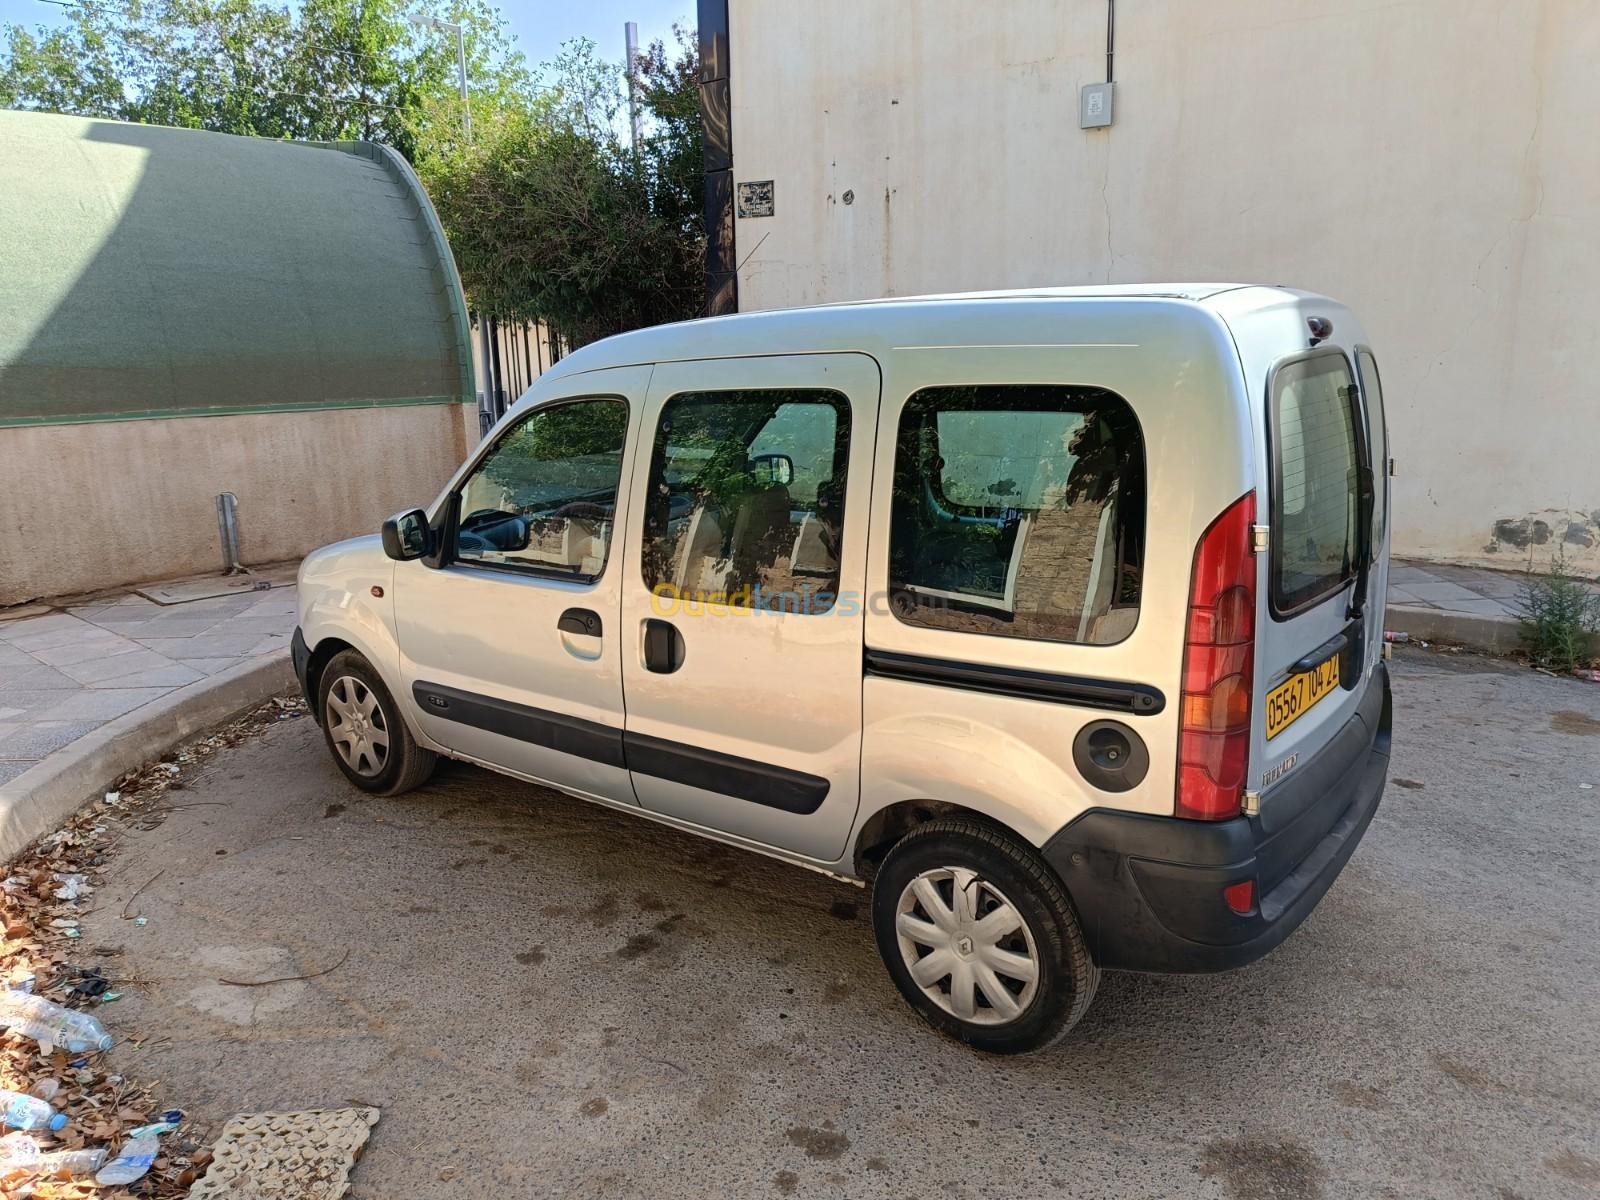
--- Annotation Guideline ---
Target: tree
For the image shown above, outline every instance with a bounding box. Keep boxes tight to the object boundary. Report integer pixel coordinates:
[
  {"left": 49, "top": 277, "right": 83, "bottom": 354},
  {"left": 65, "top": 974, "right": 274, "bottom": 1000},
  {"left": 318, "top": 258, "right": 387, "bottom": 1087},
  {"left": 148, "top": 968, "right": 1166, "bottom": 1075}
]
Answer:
[
  {"left": 416, "top": 28, "right": 705, "bottom": 348},
  {"left": 1, "top": 0, "right": 533, "bottom": 160}
]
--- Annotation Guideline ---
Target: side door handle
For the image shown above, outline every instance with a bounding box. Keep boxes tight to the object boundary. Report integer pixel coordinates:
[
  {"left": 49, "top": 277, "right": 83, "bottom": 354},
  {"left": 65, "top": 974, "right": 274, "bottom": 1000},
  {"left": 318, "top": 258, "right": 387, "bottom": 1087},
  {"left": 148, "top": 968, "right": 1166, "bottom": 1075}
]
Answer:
[
  {"left": 558, "top": 608, "right": 603, "bottom": 637},
  {"left": 642, "top": 619, "right": 685, "bottom": 674}
]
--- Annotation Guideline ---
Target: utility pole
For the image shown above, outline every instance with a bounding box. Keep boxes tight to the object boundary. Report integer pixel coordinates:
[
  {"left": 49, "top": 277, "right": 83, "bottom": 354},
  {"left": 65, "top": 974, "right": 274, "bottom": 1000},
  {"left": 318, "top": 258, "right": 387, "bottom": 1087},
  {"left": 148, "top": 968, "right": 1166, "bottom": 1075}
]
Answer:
[
  {"left": 624, "top": 21, "right": 642, "bottom": 157},
  {"left": 410, "top": 13, "right": 472, "bottom": 142}
]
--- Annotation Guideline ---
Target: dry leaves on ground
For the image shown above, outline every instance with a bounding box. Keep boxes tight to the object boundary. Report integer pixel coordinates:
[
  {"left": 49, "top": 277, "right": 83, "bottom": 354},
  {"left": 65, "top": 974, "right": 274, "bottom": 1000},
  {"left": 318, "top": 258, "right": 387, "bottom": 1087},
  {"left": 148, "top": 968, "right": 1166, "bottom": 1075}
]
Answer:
[{"left": 0, "top": 694, "right": 305, "bottom": 1198}]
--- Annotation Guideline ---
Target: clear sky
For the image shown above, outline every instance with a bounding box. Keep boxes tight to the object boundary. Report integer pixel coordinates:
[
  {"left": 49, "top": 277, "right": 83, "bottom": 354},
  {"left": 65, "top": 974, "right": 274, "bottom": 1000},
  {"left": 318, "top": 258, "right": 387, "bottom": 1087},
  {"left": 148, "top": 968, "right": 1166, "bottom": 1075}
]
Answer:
[{"left": 0, "top": 0, "right": 694, "bottom": 73}]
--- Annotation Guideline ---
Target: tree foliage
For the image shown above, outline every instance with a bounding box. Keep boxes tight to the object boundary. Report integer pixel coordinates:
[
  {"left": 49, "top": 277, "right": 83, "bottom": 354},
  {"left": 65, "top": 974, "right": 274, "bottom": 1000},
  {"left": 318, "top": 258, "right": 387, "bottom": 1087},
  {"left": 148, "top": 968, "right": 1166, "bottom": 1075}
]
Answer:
[
  {"left": 416, "top": 27, "right": 705, "bottom": 347},
  {"left": 2, "top": 0, "right": 533, "bottom": 160}
]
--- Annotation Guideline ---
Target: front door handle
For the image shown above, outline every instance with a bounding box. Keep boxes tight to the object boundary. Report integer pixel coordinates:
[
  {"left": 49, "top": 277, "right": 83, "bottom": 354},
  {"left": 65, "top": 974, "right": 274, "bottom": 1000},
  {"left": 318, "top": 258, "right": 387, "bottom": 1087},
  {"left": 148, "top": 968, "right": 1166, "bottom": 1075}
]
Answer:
[
  {"left": 643, "top": 619, "right": 685, "bottom": 674},
  {"left": 558, "top": 608, "right": 603, "bottom": 637}
]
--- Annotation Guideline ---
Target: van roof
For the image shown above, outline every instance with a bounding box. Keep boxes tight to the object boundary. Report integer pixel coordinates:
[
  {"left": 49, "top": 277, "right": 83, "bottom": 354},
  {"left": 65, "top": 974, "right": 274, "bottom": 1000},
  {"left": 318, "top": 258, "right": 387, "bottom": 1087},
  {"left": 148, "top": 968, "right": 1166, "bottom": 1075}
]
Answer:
[{"left": 539, "top": 283, "right": 1334, "bottom": 382}]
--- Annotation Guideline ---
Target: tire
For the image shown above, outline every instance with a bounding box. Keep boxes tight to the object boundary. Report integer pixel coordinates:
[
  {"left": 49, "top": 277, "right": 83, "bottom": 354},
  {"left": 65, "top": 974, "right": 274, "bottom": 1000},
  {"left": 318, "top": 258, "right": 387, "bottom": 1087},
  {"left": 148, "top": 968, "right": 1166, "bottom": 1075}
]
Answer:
[
  {"left": 871, "top": 817, "right": 1100, "bottom": 1054},
  {"left": 316, "top": 650, "right": 437, "bottom": 796}
]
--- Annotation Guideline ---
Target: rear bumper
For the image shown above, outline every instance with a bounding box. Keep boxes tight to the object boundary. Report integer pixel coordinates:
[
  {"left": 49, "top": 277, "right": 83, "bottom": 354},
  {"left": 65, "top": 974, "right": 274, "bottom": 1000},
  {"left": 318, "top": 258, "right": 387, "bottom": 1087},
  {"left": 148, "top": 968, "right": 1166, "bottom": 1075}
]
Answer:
[{"left": 1043, "top": 660, "right": 1391, "bottom": 973}]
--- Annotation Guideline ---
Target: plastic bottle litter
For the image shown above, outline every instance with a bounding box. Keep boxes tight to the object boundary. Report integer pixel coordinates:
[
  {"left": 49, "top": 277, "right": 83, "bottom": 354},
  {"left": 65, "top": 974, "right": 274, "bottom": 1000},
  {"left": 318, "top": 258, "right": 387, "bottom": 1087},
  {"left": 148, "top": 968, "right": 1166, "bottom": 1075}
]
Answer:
[
  {"left": 0, "top": 989, "right": 113, "bottom": 1052},
  {"left": 36, "top": 1147, "right": 107, "bottom": 1178},
  {"left": 0, "top": 1132, "right": 41, "bottom": 1169},
  {"left": 94, "top": 1134, "right": 159, "bottom": 1186},
  {"left": 0, "top": 1090, "right": 65, "bottom": 1133},
  {"left": 1382, "top": 630, "right": 1409, "bottom": 643}
]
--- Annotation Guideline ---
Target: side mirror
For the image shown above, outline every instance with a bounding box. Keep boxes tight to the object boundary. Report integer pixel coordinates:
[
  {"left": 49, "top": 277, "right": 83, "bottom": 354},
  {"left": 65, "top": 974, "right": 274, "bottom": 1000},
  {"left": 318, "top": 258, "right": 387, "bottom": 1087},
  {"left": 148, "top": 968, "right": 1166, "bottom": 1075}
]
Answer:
[
  {"left": 752, "top": 453, "right": 794, "bottom": 487},
  {"left": 381, "top": 508, "right": 433, "bottom": 561}
]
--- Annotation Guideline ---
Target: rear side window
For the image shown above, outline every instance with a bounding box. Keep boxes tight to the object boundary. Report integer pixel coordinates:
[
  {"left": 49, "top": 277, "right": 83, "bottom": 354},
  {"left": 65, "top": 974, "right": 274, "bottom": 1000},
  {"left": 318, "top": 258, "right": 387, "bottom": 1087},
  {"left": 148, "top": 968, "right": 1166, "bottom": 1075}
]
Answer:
[
  {"left": 888, "top": 385, "right": 1145, "bottom": 645},
  {"left": 1270, "top": 353, "right": 1359, "bottom": 614}
]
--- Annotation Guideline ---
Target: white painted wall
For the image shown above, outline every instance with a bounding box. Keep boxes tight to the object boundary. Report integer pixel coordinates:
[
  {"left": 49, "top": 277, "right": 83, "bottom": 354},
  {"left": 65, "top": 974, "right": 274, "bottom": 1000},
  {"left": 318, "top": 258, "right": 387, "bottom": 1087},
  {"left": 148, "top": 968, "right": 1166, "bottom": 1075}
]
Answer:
[{"left": 728, "top": 0, "right": 1600, "bottom": 570}]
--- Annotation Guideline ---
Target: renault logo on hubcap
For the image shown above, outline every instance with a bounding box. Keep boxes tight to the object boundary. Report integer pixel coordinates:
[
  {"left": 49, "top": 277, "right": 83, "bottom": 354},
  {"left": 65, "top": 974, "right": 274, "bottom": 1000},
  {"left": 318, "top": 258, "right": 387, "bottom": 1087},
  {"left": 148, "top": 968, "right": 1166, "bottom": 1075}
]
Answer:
[{"left": 955, "top": 934, "right": 974, "bottom": 957}]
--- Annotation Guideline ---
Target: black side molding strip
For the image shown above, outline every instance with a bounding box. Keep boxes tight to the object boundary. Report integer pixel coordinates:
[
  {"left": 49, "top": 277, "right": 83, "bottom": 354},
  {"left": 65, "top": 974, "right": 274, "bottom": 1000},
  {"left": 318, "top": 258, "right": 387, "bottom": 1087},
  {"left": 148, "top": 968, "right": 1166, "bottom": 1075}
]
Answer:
[
  {"left": 864, "top": 649, "right": 1164, "bottom": 716},
  {"left": 624, "top": 731, "right": 829, "bottom": 815},
  {"left": 411, "top": 682, "right": 829, "bottom": 814},
  {"left": 412, "top": 682, "right": 626, "bottom": 769}
]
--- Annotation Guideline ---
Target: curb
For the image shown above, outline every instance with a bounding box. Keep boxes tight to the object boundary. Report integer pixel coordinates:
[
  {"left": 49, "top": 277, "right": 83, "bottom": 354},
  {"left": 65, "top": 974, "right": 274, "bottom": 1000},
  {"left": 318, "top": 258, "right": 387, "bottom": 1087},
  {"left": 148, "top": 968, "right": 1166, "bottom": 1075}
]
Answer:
[
  {"left": 0, "top": 651, "right": 294, "bottom": 866},
  {"left": 1384, "top": 603, "right": 1522, "bottom": 654}
]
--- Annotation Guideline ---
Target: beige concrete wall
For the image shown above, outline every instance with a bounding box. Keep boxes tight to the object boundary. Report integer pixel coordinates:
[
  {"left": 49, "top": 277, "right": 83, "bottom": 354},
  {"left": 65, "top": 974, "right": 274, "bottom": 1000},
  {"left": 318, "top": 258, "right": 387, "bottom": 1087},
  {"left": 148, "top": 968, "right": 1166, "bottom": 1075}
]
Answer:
[
  {"left": 729, "top": 0, "right": 1600, "bottom": 571},
  {"left": 0, "top": 404, "right": 473, "bottom": 605}
]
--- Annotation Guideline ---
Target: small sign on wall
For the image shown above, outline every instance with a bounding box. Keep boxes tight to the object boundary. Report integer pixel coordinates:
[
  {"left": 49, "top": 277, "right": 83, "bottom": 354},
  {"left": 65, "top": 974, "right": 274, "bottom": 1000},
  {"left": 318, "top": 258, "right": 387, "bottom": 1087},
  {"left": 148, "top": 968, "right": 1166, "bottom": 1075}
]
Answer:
[{"left": 737, "top": 180, "right": 775, "bottom": 218}]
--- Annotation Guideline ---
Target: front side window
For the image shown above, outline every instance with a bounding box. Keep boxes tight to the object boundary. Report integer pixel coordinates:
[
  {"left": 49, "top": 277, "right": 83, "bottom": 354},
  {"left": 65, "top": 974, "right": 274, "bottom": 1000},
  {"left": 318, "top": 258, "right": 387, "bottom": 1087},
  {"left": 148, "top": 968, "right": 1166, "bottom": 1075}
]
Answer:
[
  {"left": 642, "top": 389, "right": 851, "bottom": 612},
  {"left": 1271, "top": 353, "right": 1360, "bottom": 614},
  {"left": 888, "top": 385, "right": 1146, "bottom": 645},
  {"left": 454, "top": 397, "right": 629, "bottom": 579}
]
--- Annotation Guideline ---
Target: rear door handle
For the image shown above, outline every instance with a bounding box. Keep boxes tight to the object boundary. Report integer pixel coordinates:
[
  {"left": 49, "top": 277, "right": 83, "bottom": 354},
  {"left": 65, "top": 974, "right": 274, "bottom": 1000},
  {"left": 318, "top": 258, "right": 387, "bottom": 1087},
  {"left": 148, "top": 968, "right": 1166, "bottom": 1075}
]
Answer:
[
  {"left": 558, "top": 608, "right": 603, "bottom": 637},
  {"left": 643, "top": 619, "right": 685, "bottom": 674},
  {"left": 1288, "top": 630, "right": 1348, "bottom": 675}
]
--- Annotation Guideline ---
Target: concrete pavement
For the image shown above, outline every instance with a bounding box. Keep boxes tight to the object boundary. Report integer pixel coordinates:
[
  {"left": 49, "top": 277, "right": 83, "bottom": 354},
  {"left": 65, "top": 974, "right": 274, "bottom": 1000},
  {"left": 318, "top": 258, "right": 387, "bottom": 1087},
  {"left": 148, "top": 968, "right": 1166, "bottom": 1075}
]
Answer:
[
  {"left": 0, "top": 581, "right": 296, "bottom": 786},
  {"left": 69, "top": 649, "right": 1600, "bottom": 1199}
]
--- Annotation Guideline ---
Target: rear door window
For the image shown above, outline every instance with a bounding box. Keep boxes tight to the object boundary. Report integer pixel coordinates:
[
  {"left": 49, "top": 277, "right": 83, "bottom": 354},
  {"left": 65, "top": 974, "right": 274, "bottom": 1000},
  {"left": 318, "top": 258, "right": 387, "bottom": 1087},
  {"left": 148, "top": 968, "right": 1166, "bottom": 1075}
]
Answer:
[
  {"left": 1355, "top": 349, "right": 1388, "bottom": 551},
  {"left": 888, "top": 384, "right": 1145, "bottom": 644},
  {"left": 1270, "top": 352, "right": 1360, "bottom": 615}
]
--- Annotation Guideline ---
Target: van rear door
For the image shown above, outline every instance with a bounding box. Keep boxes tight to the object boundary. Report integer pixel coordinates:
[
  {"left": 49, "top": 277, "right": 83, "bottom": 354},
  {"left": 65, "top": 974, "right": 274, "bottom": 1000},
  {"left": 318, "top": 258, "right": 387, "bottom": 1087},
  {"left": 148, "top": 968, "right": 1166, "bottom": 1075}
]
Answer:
[{"left": 1253, "top": 347, "right": 1375, "bottom": 798}]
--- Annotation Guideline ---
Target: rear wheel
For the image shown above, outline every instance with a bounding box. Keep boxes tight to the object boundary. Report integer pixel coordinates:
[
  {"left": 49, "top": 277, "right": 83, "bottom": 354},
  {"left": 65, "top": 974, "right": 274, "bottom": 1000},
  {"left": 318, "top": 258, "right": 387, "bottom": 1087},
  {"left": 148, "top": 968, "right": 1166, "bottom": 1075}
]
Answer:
[
  {"left": 871, "top": 818, "right": 1099, "bottom": 1053},
  {"left": 318, "top": 650, "right": 437, "bottom": 795}
]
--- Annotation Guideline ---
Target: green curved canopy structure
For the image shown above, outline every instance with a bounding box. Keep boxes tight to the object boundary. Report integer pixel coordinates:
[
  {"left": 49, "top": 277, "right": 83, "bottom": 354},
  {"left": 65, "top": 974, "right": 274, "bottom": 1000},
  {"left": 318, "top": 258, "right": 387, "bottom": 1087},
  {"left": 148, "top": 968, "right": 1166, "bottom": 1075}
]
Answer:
[{"left": 0, "top": 111, "right": 472, "bottom": 427}]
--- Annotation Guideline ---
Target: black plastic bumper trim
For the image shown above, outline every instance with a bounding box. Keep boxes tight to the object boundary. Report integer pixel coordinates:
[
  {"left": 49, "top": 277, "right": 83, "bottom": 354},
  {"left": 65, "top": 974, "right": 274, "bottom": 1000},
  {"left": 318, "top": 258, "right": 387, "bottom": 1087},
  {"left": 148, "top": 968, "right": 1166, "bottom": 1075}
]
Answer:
[
  {"left": 1043, "top": 660, "right": 1391, "bottom": 973},
  {"left": 624, "top": 731, "right": 829, "bottom": 815},
  {"left": 410, "top": 680, "right": 828, "bottom": 814},
  {"left": 412, "top": 681, "right": 626, "bottom": 769},
  {"left": 864, "top": 648, "right": 1164, "bottom": 715}
]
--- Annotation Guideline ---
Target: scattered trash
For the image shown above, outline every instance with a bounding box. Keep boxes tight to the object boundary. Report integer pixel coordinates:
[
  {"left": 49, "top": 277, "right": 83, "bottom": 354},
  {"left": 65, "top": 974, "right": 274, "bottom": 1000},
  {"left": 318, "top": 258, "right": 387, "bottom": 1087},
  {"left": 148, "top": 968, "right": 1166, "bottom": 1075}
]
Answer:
[
  {"left": 51, "top": 873, "right": 88, "bottom": 901},
  {"left": 0, "top": 1131, "right": 41, "bottom": 1169},
  {"left": 1581, "top": 783, "right": 1594, "bottom": 791},
  {"left": 134, "top": 916, "right": 149, "bottom": 927},
  {"left": 37, "top": 1145, "right": 107, "bottom": 1178},
  {"left": 127, "top": 1118, "right": 180, "bottom": 1138},
  {"left": 68, "top": 967, "right": 112, "bottom": 999},
  {"left": 95, "top": 1131, "right": 159, "bottom": 1186},
  {"left": 104, "top": 790, "right": 122, "bottom": 806},
  {"left": 1382, "top": 630, "right": 1410, "bottom": 643},
  {"left": 100, "top": 990, "right": 123, "bottom": 1003},
  {"left": 0, "top": 988, "right": 114, "bottom": 1052},
  {"left": 1573, "top": 668, "right": 1600, "bottom": 682},
  {"left": 0, "top": 1088, "right": 67, "bottom": 1132}
]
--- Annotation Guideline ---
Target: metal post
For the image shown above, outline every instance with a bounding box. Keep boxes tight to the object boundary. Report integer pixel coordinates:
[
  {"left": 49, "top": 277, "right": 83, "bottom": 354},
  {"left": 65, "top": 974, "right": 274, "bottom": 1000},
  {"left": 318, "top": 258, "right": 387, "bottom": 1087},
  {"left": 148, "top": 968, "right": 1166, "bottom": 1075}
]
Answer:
[
  {"left": 454, "top": 21, "right": 472, "bottom": 142},
  {"left": 410, "top": 13, "right": 471, "bottom": 142},
  {"left": 215, "top": 492, "right": 243, "bottom": 575},
  {"left": 625, "top": 21, "right": 642, "bottom": 157}
]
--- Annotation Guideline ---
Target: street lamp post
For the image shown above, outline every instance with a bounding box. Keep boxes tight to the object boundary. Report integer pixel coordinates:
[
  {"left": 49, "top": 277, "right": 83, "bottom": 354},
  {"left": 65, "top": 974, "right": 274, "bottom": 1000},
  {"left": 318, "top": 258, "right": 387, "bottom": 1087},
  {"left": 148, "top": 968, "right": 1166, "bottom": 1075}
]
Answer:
[{"left": 409, "top": 12, "right": 471, "bottom": 142}]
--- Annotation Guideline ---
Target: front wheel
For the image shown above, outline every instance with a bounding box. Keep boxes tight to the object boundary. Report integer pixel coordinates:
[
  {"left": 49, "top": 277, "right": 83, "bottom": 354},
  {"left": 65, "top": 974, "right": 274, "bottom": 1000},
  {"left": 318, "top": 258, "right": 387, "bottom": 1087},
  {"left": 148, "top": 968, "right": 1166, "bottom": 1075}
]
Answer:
[
  {"left": 317, "top": 650, "right": 437, "bottom": 796},
  {"left": 871, "top": 818, "right": 1100, "bottom": 1054}
]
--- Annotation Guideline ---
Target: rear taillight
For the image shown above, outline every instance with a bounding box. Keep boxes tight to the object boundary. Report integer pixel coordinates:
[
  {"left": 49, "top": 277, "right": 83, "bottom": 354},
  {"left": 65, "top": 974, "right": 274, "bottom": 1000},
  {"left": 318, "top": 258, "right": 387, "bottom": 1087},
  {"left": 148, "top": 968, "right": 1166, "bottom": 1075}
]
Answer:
[{"left": 1177, "top": 493, "right": 1256, "bottom": 820}]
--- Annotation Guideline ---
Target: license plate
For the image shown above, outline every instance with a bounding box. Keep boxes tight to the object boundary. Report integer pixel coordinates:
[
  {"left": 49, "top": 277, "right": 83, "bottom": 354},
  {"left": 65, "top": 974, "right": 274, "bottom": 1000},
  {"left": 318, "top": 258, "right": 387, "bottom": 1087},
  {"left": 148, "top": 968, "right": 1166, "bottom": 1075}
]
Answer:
[{"left": 1265, "top": 653, "right": 1340, "bottom": 739}]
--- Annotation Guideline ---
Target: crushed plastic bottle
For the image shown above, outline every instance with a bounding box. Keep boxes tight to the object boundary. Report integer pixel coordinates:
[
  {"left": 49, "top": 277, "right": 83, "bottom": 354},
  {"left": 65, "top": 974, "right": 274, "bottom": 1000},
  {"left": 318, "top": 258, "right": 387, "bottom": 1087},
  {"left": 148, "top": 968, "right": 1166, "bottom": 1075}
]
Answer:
[
  {"left": 36, "top": 1147, "right": 106, "bottom": 1178},
  {"left": 0, "top": 989, "right": 113, "bottom": 1052},
  {"left": 0, "top": 1131, "right": 41, "bottom": 1169},
  {"left": 94, "top": 1134, "right": 158, "bottom": 1186},
  {"left": 0, "top": 1090, "right": 65, "bottom": 1133}
]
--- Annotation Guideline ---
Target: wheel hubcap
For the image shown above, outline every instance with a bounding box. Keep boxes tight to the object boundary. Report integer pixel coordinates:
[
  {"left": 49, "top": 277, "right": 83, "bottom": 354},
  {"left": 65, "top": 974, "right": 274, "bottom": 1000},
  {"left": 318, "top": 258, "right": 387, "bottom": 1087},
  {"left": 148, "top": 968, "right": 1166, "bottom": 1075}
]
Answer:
[
  {"left": 895, "top": 866, "right": 1040, "bottom": 1025},
  {"left": 325, "top": 675, "right": 390, "bottom": 777}
]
